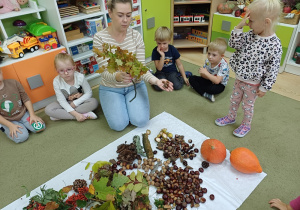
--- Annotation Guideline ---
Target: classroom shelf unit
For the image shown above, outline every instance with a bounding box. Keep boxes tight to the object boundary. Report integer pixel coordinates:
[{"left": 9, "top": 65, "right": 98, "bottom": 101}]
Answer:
[{"left": 170, "top": 0, "right": 224, "bottom": 53}]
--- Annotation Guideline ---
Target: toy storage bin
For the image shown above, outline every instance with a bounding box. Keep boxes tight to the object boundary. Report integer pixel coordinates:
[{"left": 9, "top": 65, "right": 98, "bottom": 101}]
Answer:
[
  {"left": 279, "top": 13, "right": 300, "bottom": 25},
  {"left": 84, "top": 17, "right": 104, "bottom": 37}
]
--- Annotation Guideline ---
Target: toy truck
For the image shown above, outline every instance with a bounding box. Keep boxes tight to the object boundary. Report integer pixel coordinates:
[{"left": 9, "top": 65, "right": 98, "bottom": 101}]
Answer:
[
  {"left": 26, "top": 22, "right": 60, "bottom": 50},
  {"left": 20, "top": 36, "right": 39, "bottom": 52},
  {"left": 0, "top": 35, "right": 39, "bottom": 59}
]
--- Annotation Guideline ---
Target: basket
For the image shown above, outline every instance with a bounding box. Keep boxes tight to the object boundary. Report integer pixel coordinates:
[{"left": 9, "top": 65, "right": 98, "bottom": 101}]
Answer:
[{"left": 279, "top": 13, "right": 300, "bottom": 25}]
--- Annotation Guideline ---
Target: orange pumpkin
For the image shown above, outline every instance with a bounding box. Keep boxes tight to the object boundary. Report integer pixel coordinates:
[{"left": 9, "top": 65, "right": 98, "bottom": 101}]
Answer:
[
  {"left": 200, "top": 139, "right": 226, "bottom": 164},
  {"left": 230, "top": 147, "right": 262, "bottom": 174}
]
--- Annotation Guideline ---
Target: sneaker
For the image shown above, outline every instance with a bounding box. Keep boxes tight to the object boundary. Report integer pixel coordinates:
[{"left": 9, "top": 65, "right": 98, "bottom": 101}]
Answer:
[
  {"left": 83, "top": 111, "right": 97, "bottom": 120},
  {"left": 50, "top": 117, "right": 60, "bottom": 121},
  {"left": 215, "top": 116, "right": 236, "bottom": 126},
  {"left": 203, "top": 92, "right": 215, "bottom": 102},
  {"left": 233, "top": 123, "right": 251, "bottom": 138},
  {"left": 177, "top": 71, "right": 193, "bottom": 78},
  {"left": 185, "top": 71, "right": 193, "bottom": 78}
]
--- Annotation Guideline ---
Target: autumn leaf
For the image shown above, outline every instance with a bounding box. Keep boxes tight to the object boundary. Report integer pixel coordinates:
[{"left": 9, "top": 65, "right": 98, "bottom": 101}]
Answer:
[
  {"left": 85, "top": 162, "right": 91, "bottom": 170},
  {"left": 111, "top": 173, "right": 130, "bottom": 189},
  {"left": 127, "top": 183, "right": 134, "bottom": 191},
  {"left": 133, "top": 183, "right": 142, "bottom": 192},
  {"left": 118, "top": 185, "right": 126, "bottom": 194},
  {"left": 129, "top": 172, "right": 135, "bottom": 181},
  {"left": 136, "top": 170, "right": 143, "bottom": 182},
  {"left": 92, "top": 161, "right": 111, "bottom": 173},
  {"left": 45, "top": 201, "right": 59, "bottom": 210},
  {"left": 106, "top": 194, "right": 115, "bottom": 201},
  {"left": 61, "top": 185, "right": 73, "bottom": 193},
  {"left": 141, "top": 186, "right": 149, "bottom": 195},
  {"left": 96, "top": 201, "right": 116, "bottom": 210},
  {"left": 93, "top": 177, "right": 115, "bottom": 201},
  {"left": 89, "top": 184, "right": 95, "bottom": 195}
]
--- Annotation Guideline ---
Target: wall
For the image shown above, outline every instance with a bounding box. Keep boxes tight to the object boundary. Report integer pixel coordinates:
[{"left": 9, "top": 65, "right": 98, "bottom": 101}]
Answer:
[{"left": 142, "top": 0, "right": 171, "bottom": 59}]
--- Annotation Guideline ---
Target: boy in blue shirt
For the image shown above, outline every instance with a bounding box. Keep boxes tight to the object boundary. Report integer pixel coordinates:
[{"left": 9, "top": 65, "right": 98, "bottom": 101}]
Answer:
[{"left": 152, "top": 26, "right": 191, "bottom": 91}]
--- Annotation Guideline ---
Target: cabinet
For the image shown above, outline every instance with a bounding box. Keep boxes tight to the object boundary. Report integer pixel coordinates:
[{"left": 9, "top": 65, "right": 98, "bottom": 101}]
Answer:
[
  {"left": 170, "top": 0, "right": 224, "bottom": 53},
  {"left": 211, "top": 13, "right": 297, "bottom": 72},
  {"left": 284, "top": 21, "right": 300, "bottom": 75},
  {"left": 1, "top": 48, "right": 65, "bottom": 110}
]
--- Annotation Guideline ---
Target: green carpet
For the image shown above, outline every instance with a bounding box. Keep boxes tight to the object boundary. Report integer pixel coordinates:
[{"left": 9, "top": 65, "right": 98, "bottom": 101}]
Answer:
[{"left": 0, "top": 60, "right": 299, "bottom": 210}]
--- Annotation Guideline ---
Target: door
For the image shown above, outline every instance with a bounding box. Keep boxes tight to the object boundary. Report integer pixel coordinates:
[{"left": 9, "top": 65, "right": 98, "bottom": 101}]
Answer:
[{"left": 141, "top": 0, "right": 171, "bottom": 59}]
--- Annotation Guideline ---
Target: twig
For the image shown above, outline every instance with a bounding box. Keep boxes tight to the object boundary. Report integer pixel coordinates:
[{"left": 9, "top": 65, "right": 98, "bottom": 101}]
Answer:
[{"left": 129, "top": 80, "right": 137, "bottom": 102}]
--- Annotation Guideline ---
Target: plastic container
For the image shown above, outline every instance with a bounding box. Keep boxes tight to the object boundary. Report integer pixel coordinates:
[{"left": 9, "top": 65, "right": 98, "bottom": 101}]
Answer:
[{"left": 84, "top": 17, "right": 104, "bottom": 37}]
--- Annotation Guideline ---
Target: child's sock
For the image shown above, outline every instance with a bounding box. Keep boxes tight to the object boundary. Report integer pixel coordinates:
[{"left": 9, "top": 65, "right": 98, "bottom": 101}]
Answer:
[
  {"left": 203, "top": 92, "right": 215, "bottom": 102},
  {"left": 50, "top": 117, "right": 60, "bottom": 121},
  {"left": 83, "top": 111, "right": 97, "bottom": 120}
]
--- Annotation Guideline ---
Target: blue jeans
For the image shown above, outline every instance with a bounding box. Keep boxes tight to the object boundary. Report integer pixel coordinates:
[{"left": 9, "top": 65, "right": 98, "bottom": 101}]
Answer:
[
  {"left": 99, "top": 81, "right": 150, "bottom": 131},
  {"left": 1, "top": 111, "right": 46, "bottom": 143}
]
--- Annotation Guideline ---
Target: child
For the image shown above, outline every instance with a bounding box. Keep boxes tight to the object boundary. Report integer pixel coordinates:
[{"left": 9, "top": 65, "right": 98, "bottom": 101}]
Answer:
[
  {"left": 0, "top": 68, "right": 45, "bottom": 143},
  {"left": 151, "top": 26, "right": 191, "bottom": 91},
  {"left": 215, "top": 0, "right": 283, "bottom": 137},
  {"left": 269, "top": 196, "right": 300, "bottom": 210},
  {"left": 189, "top": 37, "right": 229, "bottom": 102},
  {"left": 45, "top": 52, "right": 98, "bottom": 121}
]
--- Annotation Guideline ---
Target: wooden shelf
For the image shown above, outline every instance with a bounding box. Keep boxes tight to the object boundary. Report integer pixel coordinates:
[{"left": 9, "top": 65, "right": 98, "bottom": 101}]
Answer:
[
  {"left": 0, "top": 6, "right": 46, "bottom": 20},
  {"left": 174, "top": 22, "right": 209, "bottom": 27},
  {"left": 68, "top": 36, "right": 94, "bottom": 47},
  {"left": 174, "top": 0, "right": 211, "bottom": 5},
  {"left": 173, "top": 39, "right": 207, "bottom": 48},
  {"left": 61, "top": 11, "right": 105, "bottom": 25}
]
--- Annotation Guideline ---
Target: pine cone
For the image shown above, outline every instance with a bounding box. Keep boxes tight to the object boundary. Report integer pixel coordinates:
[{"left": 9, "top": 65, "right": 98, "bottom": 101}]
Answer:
[{"left": 73, "top": 179, "right": 87, "bottom": 193}]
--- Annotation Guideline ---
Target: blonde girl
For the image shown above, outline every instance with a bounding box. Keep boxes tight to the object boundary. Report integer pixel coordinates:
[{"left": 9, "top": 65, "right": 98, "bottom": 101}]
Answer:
[
  {"left": 215, "top": 0, "right": 283, "bottom": 137},
  {"left": 45, "top": 52, "right": 98, "bottom": 121}
]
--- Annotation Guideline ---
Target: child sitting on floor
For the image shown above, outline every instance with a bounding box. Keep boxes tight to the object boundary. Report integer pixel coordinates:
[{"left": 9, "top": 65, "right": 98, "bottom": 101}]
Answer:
[
  {"left": 0, "top": 68, "right": 45, "bottom": 143},
  {"left": 151, "top": 26, "right": 192, "bottom": 91},
  {"left": 189, "top": 37, "right": 229, "bottom": 102},
  {"left": 45, "top": 52, "right": 98, "bottom": 121}
]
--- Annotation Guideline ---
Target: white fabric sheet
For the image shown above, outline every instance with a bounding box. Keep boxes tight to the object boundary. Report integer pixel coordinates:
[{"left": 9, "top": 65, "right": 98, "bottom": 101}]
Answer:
[{"left": 3, "top": 112, "right": 266, "bottom": 210}]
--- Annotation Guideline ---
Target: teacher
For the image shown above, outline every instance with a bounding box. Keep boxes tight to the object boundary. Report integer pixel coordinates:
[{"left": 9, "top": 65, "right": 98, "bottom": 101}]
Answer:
[{"left": 93, "top": 0, "right": 173, "bottom": 131}]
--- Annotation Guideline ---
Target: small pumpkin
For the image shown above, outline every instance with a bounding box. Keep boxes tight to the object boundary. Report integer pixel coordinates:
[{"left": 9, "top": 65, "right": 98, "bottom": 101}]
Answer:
[
  {"left": 230, "top": 147, "right": 262, "bottom": 174},
  {"left": 200, "top": 139, "right": 226, "bottom": 164},
  {"left": 217, "top": 3, "right": 234, "bottom": 14}
]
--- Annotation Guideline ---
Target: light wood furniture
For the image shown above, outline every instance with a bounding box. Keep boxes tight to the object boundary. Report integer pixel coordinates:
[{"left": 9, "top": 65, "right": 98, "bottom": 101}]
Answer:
[
  {"left": 170, "top": 0, "right": 225, "bottom": 53},
  {"left": 284, "top": 21, "right": 300, "bottom": 76}
]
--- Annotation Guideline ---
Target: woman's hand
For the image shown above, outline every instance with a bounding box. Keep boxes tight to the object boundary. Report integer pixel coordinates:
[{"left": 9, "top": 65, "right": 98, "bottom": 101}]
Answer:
[
  {"left": 116, "top": 72, "right": 132, "bottom": 83},
  {"left": 156, "top": 79, "right": 173, "bottom": 91}
]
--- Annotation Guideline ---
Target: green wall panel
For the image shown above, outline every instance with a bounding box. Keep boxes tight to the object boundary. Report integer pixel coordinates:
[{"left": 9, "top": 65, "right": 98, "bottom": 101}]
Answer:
[
  {"left": 212, "top": 13, "right": 294, "bottom": 48},
  {"left": 142, "top": 0, "right": 171, "bottom": 58},
  {"left": 211, "top": 31, "right": 287, "bottom": 66},
  {"left": 276, "top": 25, "right": 295, "bottom": 47},
  {"left": 212, "top": 13, "right": 295, "bottom": 66}
]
